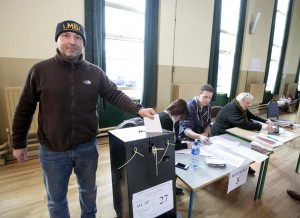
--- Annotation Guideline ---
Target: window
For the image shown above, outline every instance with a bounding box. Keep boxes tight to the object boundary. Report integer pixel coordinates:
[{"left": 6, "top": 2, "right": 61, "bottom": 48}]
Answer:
[
  {"left": 217, "top": 0, "right": 241, "bottom": 95},
  {"left": 265, "top": 0, "right": 290, "bottom": 93},
  {"left": 105, "top": 0, "right": 145, "bottom": 99}
]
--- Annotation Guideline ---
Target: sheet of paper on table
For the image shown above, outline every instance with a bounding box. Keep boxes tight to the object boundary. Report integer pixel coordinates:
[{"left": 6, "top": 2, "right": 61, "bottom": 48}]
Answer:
[
  {"left": 209, "top": 136, "right": 240, "bottom": 149},
  {"left": 231, "top": 146, "right": 268, "bottom": 163}
]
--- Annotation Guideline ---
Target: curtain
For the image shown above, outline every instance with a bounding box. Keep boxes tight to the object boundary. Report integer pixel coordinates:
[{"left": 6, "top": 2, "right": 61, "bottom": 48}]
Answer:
[
  {"left": 84, "top": 0, "right": 107, "bottom": 111},
  {"left": 207, "top": 0, "right": 222, "bottom": 99},
  {"left": 273, "top": 0, "right": 293, "bottom": 95},
  {"left": 229, "top": 0, "right": 247, "bottom": 99},
  {"left": 142, "top": 0, "right": 159, "bottom": 107}
]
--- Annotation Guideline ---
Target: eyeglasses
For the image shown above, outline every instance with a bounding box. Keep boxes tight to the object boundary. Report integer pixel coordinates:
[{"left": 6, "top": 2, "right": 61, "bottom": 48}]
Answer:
[{"left": 243, "top": 100, "right": 252, "bottom": 106}]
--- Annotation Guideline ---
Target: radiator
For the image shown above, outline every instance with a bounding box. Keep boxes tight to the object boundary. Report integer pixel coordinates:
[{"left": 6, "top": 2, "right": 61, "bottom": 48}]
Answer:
[
  {"left": 4, "top": 87, "right": 39, "bottom": 134},
  {"left": 172, "top": 84, "right": 203, "bottom": 101}
]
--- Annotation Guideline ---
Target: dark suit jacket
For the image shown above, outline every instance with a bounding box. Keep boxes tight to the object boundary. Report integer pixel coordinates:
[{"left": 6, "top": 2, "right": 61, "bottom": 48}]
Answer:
[{"left": 211, "top": 102, "right": 267, "bottom": 136}]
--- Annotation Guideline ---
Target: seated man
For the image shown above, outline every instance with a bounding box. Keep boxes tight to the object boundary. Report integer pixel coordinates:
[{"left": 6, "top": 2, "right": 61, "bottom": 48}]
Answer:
[
  {"left": 211, "top": 92, "right": 274, "bottom": 174},
  {"left": 211, "top": 92, "right": 274, "bottom": 136},
  {"left": 178, "top": 84, "right": 214, "bottom": 144}
]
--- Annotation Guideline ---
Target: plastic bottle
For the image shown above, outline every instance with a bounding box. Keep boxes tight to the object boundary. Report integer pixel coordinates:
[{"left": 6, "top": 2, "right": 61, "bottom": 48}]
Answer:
[{"left": 190, "top": 139, "right": 200, "bottom": 169}]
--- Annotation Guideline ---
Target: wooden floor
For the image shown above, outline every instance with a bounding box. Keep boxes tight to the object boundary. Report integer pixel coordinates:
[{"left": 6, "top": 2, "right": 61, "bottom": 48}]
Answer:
[{"left": 0, "top": 113, "right": 300, "bottom": 218}]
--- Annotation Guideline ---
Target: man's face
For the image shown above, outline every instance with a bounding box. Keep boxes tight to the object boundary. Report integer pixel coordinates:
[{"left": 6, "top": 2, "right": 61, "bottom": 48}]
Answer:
[
  {"left": 240, "top": 97, "right": 252, "bottom": 110},
  {"left": 57, "top": 32, "right": 84, "bottom": 59},
  {"left": 199, "top": 91, "right": 213, "bottom": 106}
]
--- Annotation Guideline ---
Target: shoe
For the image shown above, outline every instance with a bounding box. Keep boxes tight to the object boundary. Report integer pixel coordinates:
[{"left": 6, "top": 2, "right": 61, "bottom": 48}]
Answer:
[
  {"left": 176, "top": 187, "right": 183, "bottom": 195},
  {"left": 287, "top": 190, "right": 300, "bottom": 201},
  {"left": 248, "top": 167, "right": 256, "bottom": 174}
]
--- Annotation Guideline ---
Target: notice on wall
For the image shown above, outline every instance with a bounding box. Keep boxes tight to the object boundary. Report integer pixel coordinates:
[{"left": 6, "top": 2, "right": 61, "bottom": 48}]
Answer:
[
  {"left": 227, "top": 165, "right": 249, "bottom": 194},
  {"left": 250, "top": 58, "right": 261, "bottom": 72},
  {"left": 132, "top": 180, "right": 173, "bottom": 218}
]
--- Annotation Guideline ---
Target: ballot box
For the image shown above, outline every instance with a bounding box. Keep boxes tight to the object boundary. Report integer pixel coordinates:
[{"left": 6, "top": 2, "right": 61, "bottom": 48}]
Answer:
[{"left": 109, "top": 126, "right": 176, "bottom": 218}]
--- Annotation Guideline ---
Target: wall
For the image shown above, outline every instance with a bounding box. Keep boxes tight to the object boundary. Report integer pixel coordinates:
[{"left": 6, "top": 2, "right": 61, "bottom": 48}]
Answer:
[
  {"left": 157, "top": 0, "right": 214, "bottom": 112},
  {"left": 0, "top": 0, "right": 84, "bottom": 143},
  {"left": 239, "top": 0, "right": 275, "bottom": 94},
  {"left": 0, "top": 0, "right": 299, "bottom": 143}
]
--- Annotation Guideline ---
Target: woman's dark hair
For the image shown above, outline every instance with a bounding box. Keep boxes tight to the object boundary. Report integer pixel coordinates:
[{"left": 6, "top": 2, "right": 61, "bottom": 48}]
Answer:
[{"left": 165, "top": 99, "right": 189, "bottom": 120}]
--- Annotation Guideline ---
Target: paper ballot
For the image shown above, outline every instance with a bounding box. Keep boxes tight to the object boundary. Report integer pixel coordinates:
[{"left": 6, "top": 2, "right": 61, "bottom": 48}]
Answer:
[{"left": 144, "top": 114, "right": 163, "bottom": 133}]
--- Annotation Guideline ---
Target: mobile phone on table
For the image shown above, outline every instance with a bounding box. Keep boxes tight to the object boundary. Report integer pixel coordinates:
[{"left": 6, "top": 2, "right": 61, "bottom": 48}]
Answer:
[{"left": 175, "top": 162, "right": 189, "bottom": 170}]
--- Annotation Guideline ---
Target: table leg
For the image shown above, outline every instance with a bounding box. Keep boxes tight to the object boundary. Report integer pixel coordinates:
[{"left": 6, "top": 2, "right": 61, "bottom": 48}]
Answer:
[
  {"left": 296, "top": 153, "right": 300, "bottom": 173},
  {"left": 188, "top": 190, "right": 194, "bottom": 218},
  {"left": 254, "top": 160, "right": 265, "bottom": 200},
  {"left": 258, "top": 157, "right": 269, "bottom": 200}
]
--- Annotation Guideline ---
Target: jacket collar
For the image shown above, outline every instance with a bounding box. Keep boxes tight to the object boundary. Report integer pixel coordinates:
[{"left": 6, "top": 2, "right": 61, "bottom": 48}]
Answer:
[{"left": 55, "top": 48, "right": 84, "bottom": 67}]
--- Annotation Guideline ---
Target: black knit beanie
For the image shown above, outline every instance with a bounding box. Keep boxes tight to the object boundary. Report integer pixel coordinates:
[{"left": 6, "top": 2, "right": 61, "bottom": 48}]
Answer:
[{"left": 55, "top": 20, "right": 86, "bottom": 46}]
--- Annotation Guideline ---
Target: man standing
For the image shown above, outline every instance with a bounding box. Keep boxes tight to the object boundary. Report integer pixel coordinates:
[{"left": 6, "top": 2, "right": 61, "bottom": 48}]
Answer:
[{"left": 12, "top": 20, "right": 155, "bottom": 218}]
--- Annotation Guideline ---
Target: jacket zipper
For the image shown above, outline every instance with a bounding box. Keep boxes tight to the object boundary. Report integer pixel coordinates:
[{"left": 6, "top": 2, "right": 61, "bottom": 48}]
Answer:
[{"left": 70, "top": 63, "right": 75, "bottom": 145}]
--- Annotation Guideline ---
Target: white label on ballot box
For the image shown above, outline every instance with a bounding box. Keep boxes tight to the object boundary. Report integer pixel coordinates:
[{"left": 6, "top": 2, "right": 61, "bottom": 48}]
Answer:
[
  {"left": 227, "top": 165, "right": 249, "bottom": 194},
  {"left": 132, "top": 180, "right": 173, "bottom": 218}
]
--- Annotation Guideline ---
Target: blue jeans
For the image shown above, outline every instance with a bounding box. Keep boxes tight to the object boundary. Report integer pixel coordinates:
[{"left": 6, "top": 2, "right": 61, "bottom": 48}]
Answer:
[{"left": 39, "top": 138, "right": 99, "bottom": 218}]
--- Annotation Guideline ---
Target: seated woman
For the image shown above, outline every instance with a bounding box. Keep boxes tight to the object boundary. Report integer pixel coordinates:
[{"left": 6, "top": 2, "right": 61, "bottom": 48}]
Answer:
[
  {"left": 159, "top": 99, "right": 193, "bottom": 194},
  {"left": 159, "top": 98, "right": 193, "bottom": 150}
]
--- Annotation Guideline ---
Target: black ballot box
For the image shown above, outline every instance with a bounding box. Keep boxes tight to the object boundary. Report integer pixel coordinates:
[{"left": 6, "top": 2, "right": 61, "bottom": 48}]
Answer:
[{"left": 109, "top": 126, "right": 176, "bottom": 218}]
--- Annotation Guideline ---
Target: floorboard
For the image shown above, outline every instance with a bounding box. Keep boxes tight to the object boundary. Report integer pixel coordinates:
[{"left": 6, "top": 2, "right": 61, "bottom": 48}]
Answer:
[{"left": 0, "top": 113, "right": 299, "bottom": 218}]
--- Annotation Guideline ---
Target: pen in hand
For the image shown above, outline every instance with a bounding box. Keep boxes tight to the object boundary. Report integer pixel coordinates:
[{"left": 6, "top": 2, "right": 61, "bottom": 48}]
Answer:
[{"left": 203, "top": 138, "right": 212, "bottom": 145}]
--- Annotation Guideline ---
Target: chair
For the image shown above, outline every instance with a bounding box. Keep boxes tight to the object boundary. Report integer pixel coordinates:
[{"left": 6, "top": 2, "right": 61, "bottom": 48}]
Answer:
[
  {"left": 211, "top": 106, "right": 223, "bottom": 124},
  {"left": 211, "top": 106, "right": 223, "bottom": 119},
  {"left": 267, "top": 100, "right": 279, "bottom": 119}
]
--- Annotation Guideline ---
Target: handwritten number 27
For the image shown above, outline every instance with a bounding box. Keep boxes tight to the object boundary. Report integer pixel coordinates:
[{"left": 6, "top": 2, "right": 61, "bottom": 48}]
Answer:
[{"left": 159, "top": 194, "right": 168, "bottom": 204}]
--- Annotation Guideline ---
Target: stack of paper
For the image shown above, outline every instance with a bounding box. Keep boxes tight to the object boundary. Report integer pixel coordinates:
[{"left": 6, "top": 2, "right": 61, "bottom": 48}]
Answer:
[{"left": 250, "top": 140, "right": 273, "bottom": 152}]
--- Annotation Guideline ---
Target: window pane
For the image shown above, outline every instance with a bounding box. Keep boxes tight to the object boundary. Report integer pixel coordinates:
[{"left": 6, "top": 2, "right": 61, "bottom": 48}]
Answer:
[
  {"left": 271, "top": 45, "right": 281, "bottom": 61},
  {"left": 219, "top": 33, "right": 236, "bottom": 53},
  {"left": 273, "top": 13, "right": 286, "bottom": 46},
  {"left": 266, "top": 0, "right": 289, "bottom": 93},
  {"left": 217, "top": 0, "right": 241, "bottom": 95},
  {"left": 105, "top": 1, "right": 145, "bottom": 99},
  {"left": 277, "top": 0, "right": 289, "bottom": 13},
  {"left": 218, "top": 53, "right": 234, "bottom": 94},
  {"left": 106, "top": 38, "right": 144, "bottom": 87},
  {"left": 266, "top": 60, "right": 279, "bottom": 92},
  {"left": 221, "top": 0, "right": 240, "bottom": 34},
  {"left": 106, "top": 7, "right": 145, "bottom": 39},
  {"left": 107, "top": 0, "right": 145, "bottom": 12}
]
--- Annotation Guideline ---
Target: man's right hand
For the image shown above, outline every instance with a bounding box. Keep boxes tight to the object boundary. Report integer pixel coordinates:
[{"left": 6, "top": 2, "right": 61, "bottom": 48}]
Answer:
[
  {"left": 13, "top": 148, "right": 29, "bottom": 163},
  {"left": 199, "top": 134, "right": 211, "bottom": 145},
  {"left": 262, "top": 124, "right": 274, "bottom": 133}
]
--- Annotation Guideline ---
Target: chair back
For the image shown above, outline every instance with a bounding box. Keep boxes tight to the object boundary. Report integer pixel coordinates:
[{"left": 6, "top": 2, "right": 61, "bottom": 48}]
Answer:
[
  {"left": 211, "top": 106, "right": 223, "bottom": 119},
  {"left": 267, "top": 100, "right": 279, "bottom": 119}
]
